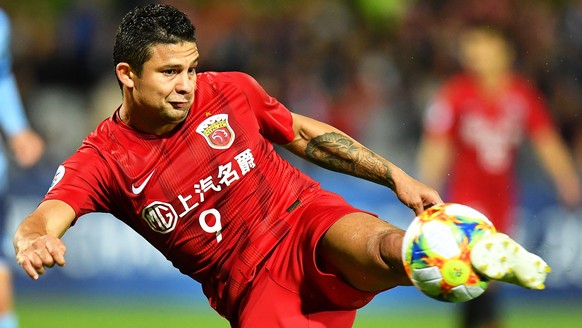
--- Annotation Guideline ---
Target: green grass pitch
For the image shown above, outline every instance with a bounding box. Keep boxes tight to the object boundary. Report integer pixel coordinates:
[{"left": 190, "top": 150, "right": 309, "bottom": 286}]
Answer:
[{"left": 14, "top": 295, "right": 582, "bottom": 327}]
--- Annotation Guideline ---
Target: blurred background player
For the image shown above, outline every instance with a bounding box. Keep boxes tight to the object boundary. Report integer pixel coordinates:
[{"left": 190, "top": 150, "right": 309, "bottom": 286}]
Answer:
[
  {"left": 0, "top": 8, "right": 45, "bottom": 328},
  {"left": 417, "top": 23, "right": 581, "bottom": 328}
]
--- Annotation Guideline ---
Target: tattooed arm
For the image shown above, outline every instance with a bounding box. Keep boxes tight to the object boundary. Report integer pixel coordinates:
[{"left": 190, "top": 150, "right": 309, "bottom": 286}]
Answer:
[{"left": 283, "top": 113, "right": 442, "bottom": 214}]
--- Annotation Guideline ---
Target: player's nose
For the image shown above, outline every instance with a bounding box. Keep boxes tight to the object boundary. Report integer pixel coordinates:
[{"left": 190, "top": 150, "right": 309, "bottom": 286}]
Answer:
[{"left": 176, "top": 71, "right": 195, "bottom": 94}]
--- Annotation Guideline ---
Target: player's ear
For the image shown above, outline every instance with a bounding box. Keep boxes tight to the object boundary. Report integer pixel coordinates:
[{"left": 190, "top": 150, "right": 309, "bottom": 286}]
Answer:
[{"left": 116, "top": 62, "right": 135, "bottom": 89}]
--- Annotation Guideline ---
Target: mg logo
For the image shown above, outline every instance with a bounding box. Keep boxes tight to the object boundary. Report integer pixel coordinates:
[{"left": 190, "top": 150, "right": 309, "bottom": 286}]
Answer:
[
  {"left": 142, "top": 201, "right": 178, "bottom": 234},
  {"left": 141, "top": 201, "right": 223, "bottom": 242}
]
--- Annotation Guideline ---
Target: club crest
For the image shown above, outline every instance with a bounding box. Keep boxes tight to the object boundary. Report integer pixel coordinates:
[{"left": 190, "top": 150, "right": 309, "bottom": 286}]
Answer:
[
  {"left": 48, "top": 165, "right": 65, "bottom": 192},
  {"left": 196, "top": 114, "right": 235, "bottom": 149}
]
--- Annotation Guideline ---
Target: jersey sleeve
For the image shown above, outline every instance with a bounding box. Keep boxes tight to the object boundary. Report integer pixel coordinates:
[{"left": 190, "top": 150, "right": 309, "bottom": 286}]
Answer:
[
  {"left": 229, "top": 72, "right": 295, "bottom": 144},
  {"left": 44, "top": 145, "right": 113, "bottom": 223}
]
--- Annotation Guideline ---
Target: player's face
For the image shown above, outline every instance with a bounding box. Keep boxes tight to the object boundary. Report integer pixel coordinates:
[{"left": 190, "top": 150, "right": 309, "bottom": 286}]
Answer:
[
  {"left": 131, "top": 42, "right": 199, "bottom": 133},
  {"left": 459, "top": 30, "right": 512, "bottom": 78}
]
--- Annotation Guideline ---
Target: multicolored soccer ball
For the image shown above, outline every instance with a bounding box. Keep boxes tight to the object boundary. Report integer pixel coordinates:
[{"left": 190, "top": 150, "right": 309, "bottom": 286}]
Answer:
[{"left": 402, "top": 203, "right": 496, "bottom": 302}]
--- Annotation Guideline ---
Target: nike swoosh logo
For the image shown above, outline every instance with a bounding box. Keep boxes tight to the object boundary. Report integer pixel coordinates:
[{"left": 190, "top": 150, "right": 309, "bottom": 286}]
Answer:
[{"left": 132, "top": 170, "right": 155, "bottom": 195}]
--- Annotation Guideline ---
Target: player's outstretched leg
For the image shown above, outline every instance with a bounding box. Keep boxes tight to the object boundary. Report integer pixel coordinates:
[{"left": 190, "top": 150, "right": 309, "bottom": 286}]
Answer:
[{"left": 470, "top": 232, "right": 551, "bottom": 290}]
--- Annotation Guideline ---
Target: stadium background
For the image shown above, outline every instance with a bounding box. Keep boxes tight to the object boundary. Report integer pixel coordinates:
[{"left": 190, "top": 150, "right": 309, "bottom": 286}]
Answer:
[{"left": 1, "top": 0, "right": 582, "bottom": 327}]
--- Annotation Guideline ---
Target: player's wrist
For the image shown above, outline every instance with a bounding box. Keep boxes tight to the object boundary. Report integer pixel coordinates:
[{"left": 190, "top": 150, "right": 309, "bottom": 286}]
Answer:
[{"left": 387, "top": 166, "right": 408, "bottom": 192}]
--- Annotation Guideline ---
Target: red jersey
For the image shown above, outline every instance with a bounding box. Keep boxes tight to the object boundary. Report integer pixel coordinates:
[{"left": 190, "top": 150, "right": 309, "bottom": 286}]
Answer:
[
  {"left": 423, "top": 73, "right": 554, "bottom": 232},
  {"left": 45, "top": 71, "right": 318, "bottom": 316}
]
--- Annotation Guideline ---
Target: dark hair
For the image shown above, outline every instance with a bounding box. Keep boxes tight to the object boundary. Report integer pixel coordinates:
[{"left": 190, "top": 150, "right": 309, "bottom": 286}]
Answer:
[{"left": 113, "top": 4, "right": 196, "bottom": 79}]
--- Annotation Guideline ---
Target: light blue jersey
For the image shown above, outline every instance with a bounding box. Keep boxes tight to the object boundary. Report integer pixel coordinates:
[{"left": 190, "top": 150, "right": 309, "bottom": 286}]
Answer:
[{"left": 0, "top": 8, "right": 30, "bottom": 194}]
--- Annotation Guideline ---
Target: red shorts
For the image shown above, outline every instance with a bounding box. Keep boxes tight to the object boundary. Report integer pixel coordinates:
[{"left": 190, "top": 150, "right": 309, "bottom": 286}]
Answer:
[{"left": 236, "top": 189, "right": 378, "bottom": 327}]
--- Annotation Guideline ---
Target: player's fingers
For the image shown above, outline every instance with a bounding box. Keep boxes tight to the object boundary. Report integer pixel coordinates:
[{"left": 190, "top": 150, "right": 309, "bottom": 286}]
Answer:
[
  {"left": 26, "top": 249, "right": 47, "bottom": 270},
  {"left": 423, "top": 202, "right": 437, "bottom": 210},
  {"left": 36, "top": 265, "right": 46, "bottom": 277},
  {"left": 15, "top": 256, "right": 34, "bottom": 279},
  {"left": 420, "top": 190, "right": 443, "bottom": 212},
  {"left": 29, "top": 235, "right": 65, "bottom": 268},
  {"left": 47, "top": 242, "right": 67, "bottom": 267},
  {"left": 16, "top": 255, "right": 42, "bottom": 280},
  {"left": 422, "top": 198, "right": 442, "bottom": 211},
  {"left": 425, "top": 188, "right": 443, "bottom": 206},
  {"left": 408, "top": 198, "right": 426, "bottom": 216},
  {"left": 35, "top": 247, "right": 57, "bottom": 268}
]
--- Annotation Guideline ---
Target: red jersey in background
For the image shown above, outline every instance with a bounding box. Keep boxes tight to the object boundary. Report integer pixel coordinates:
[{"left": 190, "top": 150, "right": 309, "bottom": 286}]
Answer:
[{"left": 424, "top": 73, "right": 554, "bottom": 232}]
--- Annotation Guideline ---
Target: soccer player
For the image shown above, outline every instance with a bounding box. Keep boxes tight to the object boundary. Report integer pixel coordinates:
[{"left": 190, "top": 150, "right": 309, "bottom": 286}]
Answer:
[
  {"left": 13, "top": 5, "right": 549, "bottom": 327},
  {"left": 417, "top": 24, "right": 581, "bottom": 328},
  {"left": 0, "top": 8, "right": 45, "bottom": 328}
]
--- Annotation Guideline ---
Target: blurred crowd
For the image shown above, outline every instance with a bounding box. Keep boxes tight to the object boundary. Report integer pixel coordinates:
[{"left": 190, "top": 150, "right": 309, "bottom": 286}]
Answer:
[{"left": 2, "top": 0, "right": 582, "bottom": 178}]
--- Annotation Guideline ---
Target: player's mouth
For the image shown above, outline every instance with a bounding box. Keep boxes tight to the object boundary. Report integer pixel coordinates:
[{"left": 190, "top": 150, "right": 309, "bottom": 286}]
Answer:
[{"left": 169, "top": 101, "right": 191, "bottom": 109}]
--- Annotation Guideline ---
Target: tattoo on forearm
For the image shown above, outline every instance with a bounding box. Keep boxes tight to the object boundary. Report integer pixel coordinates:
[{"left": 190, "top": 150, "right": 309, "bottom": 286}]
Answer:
[{"left": 305, "top": 132, "right": 395, "bottom": 189}]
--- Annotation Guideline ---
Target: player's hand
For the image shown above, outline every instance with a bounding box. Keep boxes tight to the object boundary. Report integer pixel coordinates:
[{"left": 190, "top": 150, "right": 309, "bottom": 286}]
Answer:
[
  {"left": 15, "top": 234, "right": 66, "bottom": 280},
  {"left": 556, "top": 178, "right": 582, "bottom": 211},
  {"left": 10, "top": 129, "right": 45, "bottom": 168},
  {"left": 392, "top": 167, "right": 443, "bottom": 216}
]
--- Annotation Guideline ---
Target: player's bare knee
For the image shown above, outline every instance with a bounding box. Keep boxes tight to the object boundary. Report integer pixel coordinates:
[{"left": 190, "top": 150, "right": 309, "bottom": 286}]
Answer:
[
  {"left": 375, "top": 229, "right": 411, "bottom": 285},
  {"left": 342, "top": 229, "right": 410, "bottom": 292},
  {"left": 377, "top": 228, "right": 404, "bottom": 264}
]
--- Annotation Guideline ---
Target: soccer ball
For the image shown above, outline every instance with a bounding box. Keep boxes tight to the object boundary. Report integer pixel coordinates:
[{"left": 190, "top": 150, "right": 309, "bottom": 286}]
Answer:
[{"left": 401, "top": 203, "right": 496, "bottom": 302}]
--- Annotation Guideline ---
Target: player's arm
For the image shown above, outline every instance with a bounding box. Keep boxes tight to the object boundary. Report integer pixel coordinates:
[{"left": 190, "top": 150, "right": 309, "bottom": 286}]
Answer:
[
  {"left": 531, "top": 127, "right": 582, "bottom": 208},
  {"left": 283, "top": 112, "right": 442, "bottom": 214},
  {"left": 13, "top": 200, "right": 76, "bottom": 280}
]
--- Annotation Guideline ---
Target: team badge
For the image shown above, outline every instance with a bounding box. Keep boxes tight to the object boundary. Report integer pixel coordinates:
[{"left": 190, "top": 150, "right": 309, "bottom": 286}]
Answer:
[
  {"left": 196, "top": 114, "right": 235, "bottom": 149},
  {"left": 48, "top": 165, "right": 65, "bottom": 192}
]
